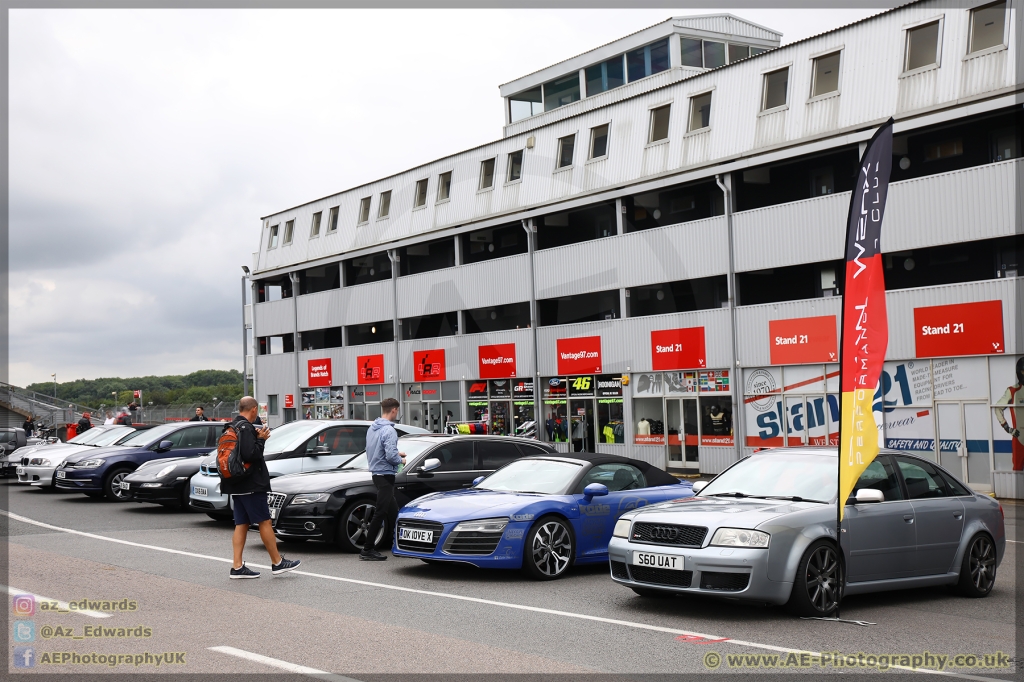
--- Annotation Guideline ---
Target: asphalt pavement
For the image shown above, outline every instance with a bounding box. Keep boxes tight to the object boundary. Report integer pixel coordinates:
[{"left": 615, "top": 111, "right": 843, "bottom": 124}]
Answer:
[{"left": 2, "top": 479, "right": 1019, "bottom": 679}]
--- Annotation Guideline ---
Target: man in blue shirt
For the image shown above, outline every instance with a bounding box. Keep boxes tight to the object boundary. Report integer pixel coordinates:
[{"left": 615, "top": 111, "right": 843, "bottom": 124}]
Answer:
[{"left": 361, "top": 398, "right": 406, "bottom": 561}]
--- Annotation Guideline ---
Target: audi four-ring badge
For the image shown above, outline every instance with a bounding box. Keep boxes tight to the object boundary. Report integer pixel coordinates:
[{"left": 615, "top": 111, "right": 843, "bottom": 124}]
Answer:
[{"left": 608, "top": 448, "right": 1005, "bottom": 618}]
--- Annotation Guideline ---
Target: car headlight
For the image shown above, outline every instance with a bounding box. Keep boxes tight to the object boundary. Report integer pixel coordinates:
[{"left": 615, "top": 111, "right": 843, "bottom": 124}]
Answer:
[
  {"left": 612, "top": 518, "right": 632, "bottom": 538},
  {"left": 156, "top": 466, "right": 176, "bottom": 478},
  {"left": 78, "top": 459, "right": 105, "bottom": 468},
  {"left": 290, "top": 493, "right": 329, "bottom": 505},
  {"left": 453, "top": 517, "right": 508, "bottom": 533},
  {"left": 710, "top": 528, "right": 770, "bottom": 548},
  {"left": 29, "top": 458, "right": 50, "bottom": 466}
]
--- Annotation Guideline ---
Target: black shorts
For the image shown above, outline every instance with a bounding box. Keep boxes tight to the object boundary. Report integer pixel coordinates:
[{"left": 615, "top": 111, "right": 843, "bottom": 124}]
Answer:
[{"left": 231, "top": 493, "right": 271, "bottom": 526}]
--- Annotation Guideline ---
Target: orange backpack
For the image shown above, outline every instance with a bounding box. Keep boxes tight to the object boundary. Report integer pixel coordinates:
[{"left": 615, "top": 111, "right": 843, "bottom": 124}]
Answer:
[{"left": 216, "top": 423, "right": 251, "bottom": 479}]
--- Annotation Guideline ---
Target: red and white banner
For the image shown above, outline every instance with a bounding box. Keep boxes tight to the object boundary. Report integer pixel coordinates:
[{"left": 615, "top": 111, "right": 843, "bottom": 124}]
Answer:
[
  {"left": 913, "top": 300, "right": 1004, "bottom": 358},
  {"left": 307, "top": 358, "right": 333, "bottom": 387},
  {"left": 651, "top": 327, "right": 706, "bottom": 370},
  {"left": 284, "top": 394, "right": 294, "bottom": 409},
  {"left": 769, "top": 315, "right": 838, "bottom": 365},
  {"left": 356, "top": 354, "right": 384, "bottom": 385},
  {"left": 556, "top": 336, "right": 602, "bottom": 375},
  {"left": 478, "top": 343, "right": 517, "bottom": 379},
  {"left": 414, "top": 349, "right": 446, "bottom": 381}
]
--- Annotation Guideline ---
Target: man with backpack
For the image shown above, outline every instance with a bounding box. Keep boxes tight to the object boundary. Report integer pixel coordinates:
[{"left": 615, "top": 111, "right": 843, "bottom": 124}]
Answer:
[
  {"left": 360, "top": 398, "right": 406, "bottom": 561},
  {"left": 221, "top": 396, "right": 300, "bottom": 579}
]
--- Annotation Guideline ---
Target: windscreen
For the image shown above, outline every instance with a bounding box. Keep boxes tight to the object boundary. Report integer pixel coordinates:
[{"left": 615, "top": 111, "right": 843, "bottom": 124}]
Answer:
[
  {"left": 90, "top": 427, "right": 134, "bottom": 446},
  {"left": 476, "top": 459, "right": 582, "bottom": 495},
  {"left": 263, "top": 421, "right": 332, "bottom": 455},
  {"left": 699, "top": 454, "right": 837, "bottom": 502},
  {"left": 340, "top": 439, "right": 439, "bottom": 471},
  {"left": 69, "top": 428, "right": 110, "bottom": 444},
  {"left": 118, "top": 424, "right": 179, "bottom": 447}
]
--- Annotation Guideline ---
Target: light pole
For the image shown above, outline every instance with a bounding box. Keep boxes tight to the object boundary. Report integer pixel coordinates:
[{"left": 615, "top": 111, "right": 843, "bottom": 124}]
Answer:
[{"left": 51, "top": 373, "right": 57, "bottom": 399}]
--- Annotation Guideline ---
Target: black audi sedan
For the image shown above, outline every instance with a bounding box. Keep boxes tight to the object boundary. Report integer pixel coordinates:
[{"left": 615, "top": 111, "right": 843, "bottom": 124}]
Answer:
[{"left": 268, "top": 434, "right": 556, "bottom": 551}]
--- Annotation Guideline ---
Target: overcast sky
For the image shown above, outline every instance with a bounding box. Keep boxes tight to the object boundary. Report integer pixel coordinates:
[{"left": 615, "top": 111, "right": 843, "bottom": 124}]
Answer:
[{"left": 9, "top": 7, "right": 880, "bottom": 388}]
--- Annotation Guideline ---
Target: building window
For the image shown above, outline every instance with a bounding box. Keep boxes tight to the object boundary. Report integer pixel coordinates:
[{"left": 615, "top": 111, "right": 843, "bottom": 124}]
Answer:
[
  {"left": 728, "top": 44, "right": 750, "bottom": 62},
  {"left": 585, "top": 56, "right": 625, "bottom": 96},
  {"left": 969, "top": 1, "right": 1005, "bottom": 53},
  {"left": 377, "top": 191, "right": 391, "bottom": 219},
  {"left": 924, "top": 138, "right": 963, "bottom": 161},
  {"left": 649, "top": 104, "right": 671, "bottom": 142},
  {"left": 680, "top": 38, "right": 702, "bottom": 68},
  {"left": 299, "top": 327, "right": 342, "bottom": 351},
  {"left": 762, "top": 67, "right": 789, "bottom": 110},
  {"left": 811, "top": 52, "right": 841, "bottom": 97},
  {"left": 328, "top": 206, "right": 340, "bottom": 232},
  {"left": 627, "top": 276, "right": 728, "bottom": 317},
  {"left": 437, "top": 171, "right": 452, "bottom": 201},
  {"left": 590, "top": 124, "right": 609, "bottom": 159},
  {"left": 479, "top": 158, "right": 495, "bottom": 190},
  {"left": 464, "top": 302, "right": 531, "bottom": 334},
  {"left": 537, "top": 202, "right": 616, "bottom": 250},
  {"left": 556, "top": 134, "right": 575, "bottom": 168},
  {"left": 282, "top": 220, "right": 294, "bottom": 245},
  {"left": 399, "top": 237, "right": 456, "bottom": 276},
  {"left": 905, "top": 21, "right": 940, "bottom": 71},
  {"left": 702, "top": 41, "right": 726, "bottom": 69},
  {"left": 343, "top": 251, "right": 392, "bottom": 286},
  {"left": 543, "top": 73, "right": 581, "bottom": 112},
  {"left": 626, "top": 38, "right": 669, "bottom": 82},
  {"left": 310, "top": 211, "right": 322, "bottom": 238},
  {"left": 751, "top": 47, "right": 769, "bottom": 56},
  {"left": 345, "top": 320, "right": 394, "bottom": 346},
  {"left": 256, "top": 275, "right": 292, "bottom": 302},
  {"left": 357, "top": 197, "right": 371, "bottom": 224},
  {"left": 509, "top": 86, "right": 542, "bottom": 123},
  {"left": 401, "top": 312, "right": 458, "bottom": 340},
  {"left": 539, "top": 289, "right": 620, "bottom": 326},
  {"left": 507, "top": 150, "right": 523, "bottom": 182},
  {"left": 688, "top": 93, "right": 712, "bottom": 132},
  {"left": 267, "top": 224, "right": 279, "bottom": 249},
  {"left": 461, "top": 222, "right": 528, "bottom": 264},
  {"left": 298, "top": 264, "right": 341, "bottom": 295},
  {"left": 257, "top": 334, "right": 295, "bottom": 355},
  {"left": 413, "top": 179, "right": 428, "bottom": 208},
  {"left": 268, "top": 395, "right": 279, "bottom": 416}
]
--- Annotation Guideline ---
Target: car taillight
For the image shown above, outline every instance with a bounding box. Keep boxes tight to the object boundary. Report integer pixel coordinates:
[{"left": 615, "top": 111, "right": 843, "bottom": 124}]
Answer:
[{"left": 998, "top": 504, "right": 1004, "bottom": 521}]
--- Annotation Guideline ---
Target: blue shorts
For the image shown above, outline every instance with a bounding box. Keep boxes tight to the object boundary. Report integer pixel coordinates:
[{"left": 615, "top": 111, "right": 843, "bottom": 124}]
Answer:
[{"left": 231, "top": 493, "right": 271, "bottom": 526}]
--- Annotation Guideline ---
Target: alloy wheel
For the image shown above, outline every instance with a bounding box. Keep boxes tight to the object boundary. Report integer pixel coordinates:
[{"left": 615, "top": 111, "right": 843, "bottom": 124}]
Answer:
[
  {"left": 346, "top": 503, "right": 384, "bottom": 547},
  {"left": 110, "top": 471, "right": 131, "bottom": 500},
  {"left": 968, "top": 536, "right": 996, "bottom": 592},
  {"left": 804, "top": 545, "right": 841, "bottom": 613},
  {"left": 531, "top": 521, "right": 572, "bottom": 577}
]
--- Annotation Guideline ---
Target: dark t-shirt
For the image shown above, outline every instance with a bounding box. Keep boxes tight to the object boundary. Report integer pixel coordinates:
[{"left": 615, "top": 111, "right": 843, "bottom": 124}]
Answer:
[
  {"left": 219, "top": 416, "right": 271, "bottom": 495},
  {"left": 76, "top": 419, "right": 92, "bottom": 433}
]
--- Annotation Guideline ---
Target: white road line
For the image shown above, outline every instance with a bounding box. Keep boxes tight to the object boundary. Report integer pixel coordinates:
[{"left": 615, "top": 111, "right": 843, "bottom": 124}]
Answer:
[
  {"left": 2, "top": 510, "right": 1011, "bottom": 682},
  {"left": 208, "top": 646, "right": 361, "bottom": 682},
  {"left": 3, "top": 585, "right": 111, "bottom": 618}
]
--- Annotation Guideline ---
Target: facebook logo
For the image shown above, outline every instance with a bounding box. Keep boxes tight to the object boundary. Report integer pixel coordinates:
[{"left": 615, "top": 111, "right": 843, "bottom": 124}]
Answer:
[
  {"left": 13, "top": 620, "right": 35, "bottom": 642},
  {"left": 13, "top": 646, "right": 35, "bottom": 668}
]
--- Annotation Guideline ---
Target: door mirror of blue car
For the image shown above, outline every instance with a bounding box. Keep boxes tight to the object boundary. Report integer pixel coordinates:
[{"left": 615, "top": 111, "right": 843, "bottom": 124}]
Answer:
[
  {"left": 472, "top": 476, "right": 485, "bottom": 486},
  {"left": 154, "top": 440, "right": 174, "bottom": 453},
  {"left": 420, "top": 458, "right": 441, "bottom": 474},
  {"left": 692, "top": 480, "right": 708, "bottom": 494},
  {"left": 582, "top": 482, "right": 609, "bottom": 503}
]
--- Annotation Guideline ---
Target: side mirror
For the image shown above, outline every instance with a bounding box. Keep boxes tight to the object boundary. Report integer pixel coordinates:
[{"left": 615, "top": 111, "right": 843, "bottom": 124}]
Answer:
[
  {"left": 472, "top": 476, "right": 485, "bottom": 486},
  {"left": 582, "top": 482, "right": 609, "bottom": 503},
  {"left": 691, "top": 480, "right": 708, "bottom": 494},
  {"left": 854, "top": 488, "right": 885, "bottom": 504},
  {"left": 155, "top": 440, "right": 174, "bottom": 453},
  {"left": 420, "top": 458, "right": 441, "bottom": 473},
  {"left": 313, "top": 445, "right": 331, "bottom": 455}
]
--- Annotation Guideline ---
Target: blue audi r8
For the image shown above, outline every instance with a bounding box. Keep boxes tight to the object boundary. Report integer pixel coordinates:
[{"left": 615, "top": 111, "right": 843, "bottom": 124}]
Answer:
[{"left": 392, "top": 454, "right": 692, "bottom": 579}]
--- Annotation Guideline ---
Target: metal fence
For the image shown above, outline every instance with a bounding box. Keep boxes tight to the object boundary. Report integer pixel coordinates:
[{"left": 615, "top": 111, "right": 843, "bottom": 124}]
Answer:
[{"left": 133, "top": 402, "right": 240, "bottom": 423}]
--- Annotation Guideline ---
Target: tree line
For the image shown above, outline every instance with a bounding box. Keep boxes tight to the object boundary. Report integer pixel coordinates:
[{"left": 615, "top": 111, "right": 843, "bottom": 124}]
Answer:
[{"left": 25, "top": 369, "right": 244, "bottom": 409}]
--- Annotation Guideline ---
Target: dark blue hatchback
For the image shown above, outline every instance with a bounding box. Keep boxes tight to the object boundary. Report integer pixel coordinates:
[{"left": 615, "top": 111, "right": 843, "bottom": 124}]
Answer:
[{"left": 56, "top": 422, "right": 222, "bottom": 501}]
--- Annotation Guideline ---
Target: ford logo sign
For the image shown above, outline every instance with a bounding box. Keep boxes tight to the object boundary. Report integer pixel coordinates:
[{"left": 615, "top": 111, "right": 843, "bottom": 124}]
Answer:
[
  {"left": 650, "top": 526, "right": 679, "bottom": 541},
  {"left": 548, "top": 378, "right": 561, "bottom": 386}
]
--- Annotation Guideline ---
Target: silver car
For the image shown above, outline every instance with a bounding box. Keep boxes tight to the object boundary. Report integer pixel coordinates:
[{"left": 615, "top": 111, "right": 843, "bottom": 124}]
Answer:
[
  {"left": 608, "top": 448, "right": 1005, "bottom": 617},
  {"left": 188, "top": 419, "right": 428, "bottom": 520},
  {"left": 16, "top": 425, "right": 140, "bottom": 488}
]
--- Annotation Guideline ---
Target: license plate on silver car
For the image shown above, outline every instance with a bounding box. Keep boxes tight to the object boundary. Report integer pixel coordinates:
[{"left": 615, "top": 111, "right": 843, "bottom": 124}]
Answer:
[
  {"left": 16, "top": 467, "right": 24, "bottom": 475},
  {"left": 56, "top": 471, "right": 65, "bottom": 479},
  {"left": 632, "top": 551, "right": 685, "bottom": 571},
  {"left": 399, "top": 528, "right": 433, "bottom": 543},
  {"left": 194, "top": 486, "right": 208, "bottom": 496}
]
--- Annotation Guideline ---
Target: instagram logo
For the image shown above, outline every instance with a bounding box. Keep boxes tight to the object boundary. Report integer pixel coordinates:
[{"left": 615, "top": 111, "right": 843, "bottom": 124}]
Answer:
[{"left": 12, "top": 594, "right": 35, "bottom": 616}]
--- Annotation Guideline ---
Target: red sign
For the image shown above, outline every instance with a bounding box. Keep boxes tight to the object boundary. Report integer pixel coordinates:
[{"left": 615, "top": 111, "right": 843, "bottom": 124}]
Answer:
[
  {"left": 307, "top": 359, "right": 332, "bottom": 387},
  {"left": 356, "top": 354, "right": 384, "bottom": 385},
  {"left": 133, "top": 390, "right": 141, "bottom": 398},
  {"left": 768, "top": 315, "right": 838, "bottom": 365},
  {"left": 414, "top": 349, "right": 446, "bottom": 381},
  {"left": 478, "top": 344, "right": 516, "bottom": 379},
  {"left": 284, "top": 394, "right": 294, "bottom": 409},
  {"left": 556, "top": 336, "right": 602, "bottom": 375},
  {"left": 914, "top": 300, "right": 1005, "bottom": 358},
  {"left": 651, "top": 327, "right": 706, "bottom": 370}
]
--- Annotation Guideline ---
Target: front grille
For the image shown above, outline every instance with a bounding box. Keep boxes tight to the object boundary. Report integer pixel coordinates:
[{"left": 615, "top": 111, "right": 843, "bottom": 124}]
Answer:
[
  {"left": 190, "top": 500, "right": 215, "bottom": 510},
  {"left": 700, "top": 571, "right": 750, "bottom": 591},
  {"left": 631, "top": 522, "right": 707, "bottom": 547},
  {"left": 396, "top": 519, "right": 443, "bottom": 552},
  {"left": 630, "top": 565, "right": 693, "bottom": 587},
  {"left": 21, "top": 457, "right": 28, "bottom": 466},
  {"left": 610, "top": 560, "right": 629, "bottom": 580},
  {"left": 442, "top": 531, "right": 502, "bottom": 555},
  {"left": 200, "top": 464, "right": 219, "bottom": 476},
  {"left": 267, "top": 492, "right": 287, "bottom": 527}
]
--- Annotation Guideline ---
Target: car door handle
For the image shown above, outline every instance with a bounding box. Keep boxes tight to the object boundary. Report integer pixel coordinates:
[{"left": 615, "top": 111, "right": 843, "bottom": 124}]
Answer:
[
  {"left": 953, "top": 512, "right": 963, "bottom": 519},
  {"left": 903, "top": 515, "right": 914, "bottom": 523}
]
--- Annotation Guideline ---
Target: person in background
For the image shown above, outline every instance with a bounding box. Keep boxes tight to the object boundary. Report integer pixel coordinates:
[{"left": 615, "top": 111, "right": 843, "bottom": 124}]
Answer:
[
  {"left": 995, "top": 357, "right": 1024, "bottom": 471},
  {"left": 22, "top": 416, "right": 34, "bottom": 438},
  {"left": 360, "top": 398, "right": 406, "bottom": 561},
  {"left": 191, "top": 406, "right": 209, "bottom": 422},
  {"left": 116, "top": 409, "right": 133, "bottom": 426},
  {"left": 127, "top": 402, "right": 139, "bottom": 423},
  {"left": 103, "top": 411, "right": 115, "bottom": 425},
  {"left": 76, "top": 412, "right": 93, "bottom": 435}
]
